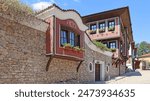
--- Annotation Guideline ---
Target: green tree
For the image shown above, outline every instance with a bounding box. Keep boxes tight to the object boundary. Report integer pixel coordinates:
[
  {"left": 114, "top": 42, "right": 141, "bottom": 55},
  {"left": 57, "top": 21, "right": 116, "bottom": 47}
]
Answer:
[
  {"left": 136, "top": 41, "right": 150, "bottom": 56},
  {"left": 1, "top": 0, "right": 33, "bottom": 14}
]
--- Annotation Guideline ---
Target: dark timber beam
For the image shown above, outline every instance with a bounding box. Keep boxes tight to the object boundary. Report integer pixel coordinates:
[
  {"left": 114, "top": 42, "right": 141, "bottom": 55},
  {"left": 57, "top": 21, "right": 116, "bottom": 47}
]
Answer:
[
  {"left": 46, "top": 55, "right": 53, "bottom": 71},
  {"left": 77, "top": 60, "right": 83, "bottom": 72}
]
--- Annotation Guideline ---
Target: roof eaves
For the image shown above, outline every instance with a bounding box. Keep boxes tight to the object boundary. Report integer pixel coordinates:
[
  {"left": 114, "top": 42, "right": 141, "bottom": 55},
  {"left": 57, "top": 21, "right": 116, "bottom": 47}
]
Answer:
[
  {"left": 82, "top": 6, "right": 128, "bottom": 18},
  {"left": 35, "top": 3, "right": 82, "bottom": 18}
]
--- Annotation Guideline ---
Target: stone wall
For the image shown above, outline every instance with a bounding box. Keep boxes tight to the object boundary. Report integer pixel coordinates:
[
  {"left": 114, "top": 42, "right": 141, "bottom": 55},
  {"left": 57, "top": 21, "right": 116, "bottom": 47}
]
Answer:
[
  {"left": 79, "top": 43, "right": 112, "bottom": 83},
  {"left": 0, "top": 6, "right": 114, "bottom": 84},
  {"left": 78, "top": 34, "right": 113, "bottom": 83},
  {"left": 80, "top": 34, "right": 126, "bottom": 81},
  {"left": 46, "top": 58, "right": 80, "bottom": 83},
  {"left": 0, "top": 14, "right": 47, "bottom": 83},
  {"left": 120, "top": 64, "right": 126, "bottom": 75},
  {"left": 0, "top": 7, "right": 80, "bottom": 83},
  {"left": 0, "top": 14, "right": 113, "bottom": 83},
  {"left": 110, "top": 64, "right": 126, "bottom": 78}
]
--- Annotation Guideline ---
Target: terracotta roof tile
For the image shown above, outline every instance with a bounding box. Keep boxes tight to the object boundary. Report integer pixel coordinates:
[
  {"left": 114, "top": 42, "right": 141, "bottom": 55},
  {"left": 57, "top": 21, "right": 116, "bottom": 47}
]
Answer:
[{"left": 35, "top": 3, "right": 82, "bottom": 17}]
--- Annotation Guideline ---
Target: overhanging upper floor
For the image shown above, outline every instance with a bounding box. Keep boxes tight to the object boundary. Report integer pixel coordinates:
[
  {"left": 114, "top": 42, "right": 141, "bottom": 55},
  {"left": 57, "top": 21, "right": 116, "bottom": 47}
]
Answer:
[{"left": 82, "top": 6, "right": 133, "bottom": 42}]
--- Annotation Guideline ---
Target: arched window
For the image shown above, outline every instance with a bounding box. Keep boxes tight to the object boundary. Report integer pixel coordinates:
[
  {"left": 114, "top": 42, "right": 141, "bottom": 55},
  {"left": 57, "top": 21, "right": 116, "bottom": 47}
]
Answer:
[
  {"left": 107, "top": 63, "right": 110, "bottom": 72},
  {"left": 89, "top": 62, "right": 93, "bottom": 72}
]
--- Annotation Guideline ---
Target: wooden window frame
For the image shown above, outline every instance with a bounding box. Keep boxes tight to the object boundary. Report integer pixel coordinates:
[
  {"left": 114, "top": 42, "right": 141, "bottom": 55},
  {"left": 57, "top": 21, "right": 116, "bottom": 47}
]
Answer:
[
  {"left": 60, "top": 27, "right": 80, "bottom": 47},
  {"left": 99, "top": 22, "right": 106, "bottom": 33},
  {"left": 60, "top": 30, "right": 68, "bottom": 46},
  {"left": 90, "top": 24, "right": 97, "bottom": 31},
  {"left": 109, "top": 41, "right": 116, "bottom": 49},
  {"left": 108, "top": 20, "right": 115, "bottom": 31}
]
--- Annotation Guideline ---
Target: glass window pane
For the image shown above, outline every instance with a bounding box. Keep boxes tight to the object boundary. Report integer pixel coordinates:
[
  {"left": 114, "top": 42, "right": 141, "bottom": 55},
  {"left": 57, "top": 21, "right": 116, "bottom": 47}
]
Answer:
[
  {"left": 99, "top": 22, "right": 105, "bottom": 31},
  {"left": 109, "top": 41, "right": 116, "bottom": 49},
  {"left": 60, "top": 30, "right": 67, "bottom": 45},
  {"left": 70, "top": 32, "right": 75, "bottom": 46},
  {"left": 90, "top": 24, "right": 97, "bottom": 30}
]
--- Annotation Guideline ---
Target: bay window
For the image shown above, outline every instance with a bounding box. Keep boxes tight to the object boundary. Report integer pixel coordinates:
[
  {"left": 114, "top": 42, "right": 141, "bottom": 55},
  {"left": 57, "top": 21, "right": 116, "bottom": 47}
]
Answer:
[{"left": 60, "top": 29, "right": 80, "bottom": 47}]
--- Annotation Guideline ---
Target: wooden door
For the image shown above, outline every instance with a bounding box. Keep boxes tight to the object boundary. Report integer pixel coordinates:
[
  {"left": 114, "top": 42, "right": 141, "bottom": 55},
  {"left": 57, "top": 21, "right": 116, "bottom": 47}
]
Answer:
[{"left": 95, "top": 64, "right": 100, "bottom": 81}]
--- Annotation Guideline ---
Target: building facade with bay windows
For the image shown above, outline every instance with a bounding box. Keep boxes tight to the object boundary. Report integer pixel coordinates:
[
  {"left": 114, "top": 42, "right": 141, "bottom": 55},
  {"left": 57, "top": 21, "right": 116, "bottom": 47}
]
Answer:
[
  {"left": 0, "top": 4, "right": 135, "bottom": 83},
  {"left": 35, "top": 4, "right": 113, "bottom": 83},
  {"left": 82, "top": 7, "right": 136, "bottom": 76}
]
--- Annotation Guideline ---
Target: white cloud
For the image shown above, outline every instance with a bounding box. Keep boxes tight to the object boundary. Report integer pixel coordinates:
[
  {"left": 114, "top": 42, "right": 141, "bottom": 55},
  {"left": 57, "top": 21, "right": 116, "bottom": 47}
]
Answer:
[
  {"left": 32, "top": 0, "right": 56, "bottom": 11},
  {"left": 73, "top": 0, "right": 80, "bottom": 2}
]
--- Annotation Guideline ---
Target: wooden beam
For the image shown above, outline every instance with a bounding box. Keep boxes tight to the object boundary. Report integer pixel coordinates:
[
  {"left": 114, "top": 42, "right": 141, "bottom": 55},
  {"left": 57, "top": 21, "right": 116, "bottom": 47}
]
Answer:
[
  {"left": 77, "top": 61, "right": 83, "bottom": 72},
  {"left": 46, "top": 56, "right": 53, "bottom": 71}
]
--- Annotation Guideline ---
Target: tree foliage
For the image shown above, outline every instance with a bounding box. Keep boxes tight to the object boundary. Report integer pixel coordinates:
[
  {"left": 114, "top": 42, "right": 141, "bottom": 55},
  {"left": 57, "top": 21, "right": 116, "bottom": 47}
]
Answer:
[
  {"left": 93, "top": 41, "right": 111, "bottom": 51},
  {"left": 136, "top": 41, "right": 150, "bottom": 56},
  {"left": 0, "top": 0, "right": 33, "bottom": 14}
]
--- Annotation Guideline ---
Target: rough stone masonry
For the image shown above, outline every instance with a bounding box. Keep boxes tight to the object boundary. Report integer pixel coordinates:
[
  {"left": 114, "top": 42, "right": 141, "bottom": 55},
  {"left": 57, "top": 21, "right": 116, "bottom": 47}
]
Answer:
[{"left": 0, "top": 5, "right": 114, "bottom": 84}]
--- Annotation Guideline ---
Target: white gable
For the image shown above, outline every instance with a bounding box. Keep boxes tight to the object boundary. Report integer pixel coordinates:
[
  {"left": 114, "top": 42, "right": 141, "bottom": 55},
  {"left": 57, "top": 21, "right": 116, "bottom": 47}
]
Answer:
[{"left": 36, "top": 6, "right": 88, "bottom": 31}]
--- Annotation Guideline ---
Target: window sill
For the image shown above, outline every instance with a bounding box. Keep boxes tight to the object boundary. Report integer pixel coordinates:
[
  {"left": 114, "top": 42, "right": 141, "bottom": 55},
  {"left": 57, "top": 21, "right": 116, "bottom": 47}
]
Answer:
[
  {"left": 98, "top": 29, "right": 105, "bottom": 33},
  {"left": 108, "top": 28, "right": 115, "bottom": 31},
  {"left": 89, "top": 30, "right": 97, "bottom": 34},
  {"left": 99, "top": 31, "right": 105, "bottom": 33}
]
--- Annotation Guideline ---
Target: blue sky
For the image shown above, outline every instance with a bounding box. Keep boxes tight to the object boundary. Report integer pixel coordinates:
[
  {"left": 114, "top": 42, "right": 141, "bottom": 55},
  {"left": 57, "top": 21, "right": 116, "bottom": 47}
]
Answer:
[{"left": 21, "top": 0, "right": 150, "bottom": 44}]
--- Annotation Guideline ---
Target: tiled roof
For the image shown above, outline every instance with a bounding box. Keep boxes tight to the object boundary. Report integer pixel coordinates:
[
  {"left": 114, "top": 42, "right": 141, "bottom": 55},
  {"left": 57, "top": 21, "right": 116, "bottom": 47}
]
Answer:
[
  {"left": 82, "top": 6, "right": 128, "bottom": 18},
  {"left": 35, "top": 4, "right": 82, "bottom": 17}
]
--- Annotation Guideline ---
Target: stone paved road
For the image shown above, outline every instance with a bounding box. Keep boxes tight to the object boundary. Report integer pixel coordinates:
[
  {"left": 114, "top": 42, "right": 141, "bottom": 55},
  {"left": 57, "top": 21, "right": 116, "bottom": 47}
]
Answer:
[{"left": 107, "top": 69, "right": 150, "bottom": 84}]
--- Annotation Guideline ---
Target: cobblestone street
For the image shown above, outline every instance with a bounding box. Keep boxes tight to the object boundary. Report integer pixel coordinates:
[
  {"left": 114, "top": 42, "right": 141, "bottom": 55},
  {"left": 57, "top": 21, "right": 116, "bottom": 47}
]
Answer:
[{"left": 106, "top": 69, "right": 150, "bottom": 84}]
